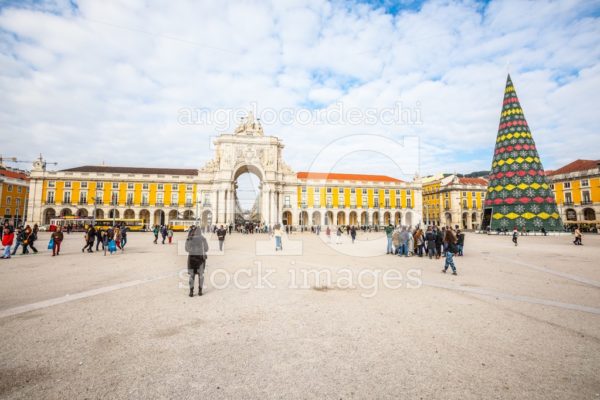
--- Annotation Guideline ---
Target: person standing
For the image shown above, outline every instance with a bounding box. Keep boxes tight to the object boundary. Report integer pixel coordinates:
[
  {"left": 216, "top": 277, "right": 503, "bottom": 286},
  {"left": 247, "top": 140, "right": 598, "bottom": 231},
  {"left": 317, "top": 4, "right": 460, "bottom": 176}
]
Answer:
[
  {"left": 273, "top": 224, "right": 283, "bottom": 251},
  {"left": 186, "top": 226, "right": 209, "bottom": 297},
  {"left": 325, "top": 226, "right": 331, "bottom": 244},
  {"left": 336, "top": 226, "right": 343, "bottom": 244},
  {"left": 1, "top": 227, "right": 14, "bottom": 259},
  {"left": 51, "top": 226, "right": 64, "bottom": 256},
  {"left": 456, "top": 230, "right": 465, "bottom": 256},
  {"left": 442, "top": 227, "right": 458, "bottom": 275},
  {"left": 82, "top": 225, "right": 96, "bottom": 253},
  {"left": 415, "top": 228, "right": 425, "bottom": 257},
  {"left": 425, "top": 226, "right": 436, "bottom": 259},
  {"left": 385, "top": 224, "right": 394, "bottom": 254},
  {"left": 350, "top": 226, "right": 357, "bottom": 244},
  {"left": 434, "top": 227, "right": 443, "bottom": 259},
  {"left": 512, "top": 227, "right": 519, "bottom": 246},
  {"left": 216, "top": 225, "right": 226, "bottom": 251},
  {"left": 167, "top": 226, "right": 174, "bottom": 244}
]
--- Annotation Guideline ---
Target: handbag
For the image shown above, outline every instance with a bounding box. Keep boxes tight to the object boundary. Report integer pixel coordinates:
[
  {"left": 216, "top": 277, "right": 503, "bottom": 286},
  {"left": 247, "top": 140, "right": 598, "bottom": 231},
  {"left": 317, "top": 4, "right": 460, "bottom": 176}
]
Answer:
[
  {"left": 108, "top": 239, "right": 117, "bottom": 252},
  {"left": 48, "top": 238, "right": 54, "bottom": 249}
]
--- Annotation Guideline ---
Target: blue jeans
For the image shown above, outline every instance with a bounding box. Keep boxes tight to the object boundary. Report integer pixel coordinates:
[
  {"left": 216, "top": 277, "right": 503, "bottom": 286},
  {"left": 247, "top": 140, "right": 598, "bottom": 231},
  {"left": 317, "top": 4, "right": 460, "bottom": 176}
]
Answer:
[
  {"left": 121, "top": 236, "right": 127, "bottom": 248},
  {"left": 444, "top": 251, "right": 456, "bottom": 272},
  {"left": 3, "top": 246, "right": 11, "bottom": 258},
  {"left": 386, "top": 237, "right": 393, "bottom": 253},
  {"left": 457, "top": 244, "right": 463, "bottom": 256},
  {"left": 397, "top": 242, "right": 408, "bottom": 257}
]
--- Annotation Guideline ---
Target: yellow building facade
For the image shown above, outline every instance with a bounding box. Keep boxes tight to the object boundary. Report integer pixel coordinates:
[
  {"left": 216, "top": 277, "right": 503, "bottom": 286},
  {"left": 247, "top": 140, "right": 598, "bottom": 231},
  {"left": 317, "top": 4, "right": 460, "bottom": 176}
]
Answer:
[
  {"left": 0, "top": 166, "right": 30, "bottom": 226},
  {"left": 421, "top": 174, "right": 488, "bottom": 229},
  {"left": 547, "top": 159, "right": 599, "bottom": 230}
]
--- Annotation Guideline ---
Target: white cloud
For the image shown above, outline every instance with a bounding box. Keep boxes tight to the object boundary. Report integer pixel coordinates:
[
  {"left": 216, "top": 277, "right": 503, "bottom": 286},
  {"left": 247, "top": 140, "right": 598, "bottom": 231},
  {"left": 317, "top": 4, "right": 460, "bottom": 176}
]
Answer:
[{"left": 0, "top": 0, "right": 598, "bottom": 176}]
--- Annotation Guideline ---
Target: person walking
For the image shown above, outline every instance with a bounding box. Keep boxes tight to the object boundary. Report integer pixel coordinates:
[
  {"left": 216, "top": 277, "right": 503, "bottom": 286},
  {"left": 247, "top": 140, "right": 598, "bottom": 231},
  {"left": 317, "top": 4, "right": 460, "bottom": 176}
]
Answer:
[
  {"left": 95, "top": 228, "right": 105, "bottom": 251},
  {"left": 161, "top": 225, "right": 168, "bottom": 244},
  {"left": 28, "top": 224, "right": 39, "bottom": 254},
  {"left": 114, "top": 227, "right": 122, "bottom": 250},
  {"left": 442, "top": 227, "right": 458, "bottom": 275},
  {"left": 20, "top": 225, "right": 33, "bottom": 254},
  {"left": 350, "top": 226, "right": 357, "bottom": 244},
  {"left": 11, "top": 227, "right": 23, "bottom": 255},
  {"left": 120, "top": 224, "right": 128, "bottom": 249},
  {"left": 273, "top": 224, "right": 283, "bottom": 251},
  {"left": 1, "top": 226, "right": 14, "bottom": 259},
  {"left": 385, "top": 224, "right": 394, "bottom": 254},
  {"left": 186, "top": 226, "right": 209, "bottom": 297},
  {"left": 512, "top": 227, "right": 519, "bottom": 246},
  {"left": 326, "top": 226, "right": 331, "bottom": 244},
  {"left": 216, "top": 225, "right": 226, "bottom": 251},
  {"left": 82, "top": 225, "right": 96, "bottom": 253},
  {"left": 51, "top": 226, "right": 64, "bottom": 256},
  {"left": 573, "top": 227, "right": 583, "bottom": 245},
  {"left": 167, "top": 226, "right": 174, "bottom": 244},
  {"left": 153, "top": 225, "right": 159, "bottom": 244}
]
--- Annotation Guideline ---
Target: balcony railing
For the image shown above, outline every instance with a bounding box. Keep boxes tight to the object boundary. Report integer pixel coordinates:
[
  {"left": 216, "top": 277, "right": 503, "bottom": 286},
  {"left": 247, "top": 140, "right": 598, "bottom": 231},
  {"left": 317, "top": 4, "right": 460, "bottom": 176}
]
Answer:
[
  {"left": 326, "top": 204, "right": 333, "bottom": 209},
  {"left": 126, "top": 201, "right": 134, "bottom": 206},
  {"left": 78, "top": 201, "right": 88, "bottom": 205},
  {"left": 169, "top": 203, "right": 179, "bottom": 208},
  {"left": 141, "top": 202, "right": 149, "bottom": 207},
  {"left": 564, "top": 201, "right": 574, "bottom": 206},
  {"left": 581, "top": 200, "right": 593, "bottom": 205},
  {"left": 156, "top": 202, "right": 164, "bottom": 207},
  {"left": 185, "top": 202, "right": 193, "bottom": 208}
]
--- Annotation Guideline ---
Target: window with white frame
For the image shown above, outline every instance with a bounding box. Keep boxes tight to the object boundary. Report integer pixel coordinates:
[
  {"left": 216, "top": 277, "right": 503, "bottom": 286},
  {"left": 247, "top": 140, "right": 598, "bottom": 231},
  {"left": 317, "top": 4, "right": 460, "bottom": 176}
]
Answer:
[
  {"left": 64, "top": 181, "right": 72, "bottom": 188},
  {"left": 81, "top": 181, "right": 88, "bottom": 188},
  {"left": 48, "top": 181, "right": 56, "bottom": 188},
  {"left": 185, "top": 194, "right": 192, "bottom": 205},
  {"left": 564, "top": 182, "right": 571, "bottom": 189},
  {"left": 16, "top": 198, "right": 20, "bottom": 207},
  {"left": 172, "top": 184, "right": 178, "bottom": 191},
  {"left": 6, "top": 197, "right": 11, "bottom": 205},
  {"left": 157, "top": 184, "right": 164, "bottom": 191},
  {"left": 79, "top": 191, "right": 87, "bottom": 204},
  {"left": 112, "top": 182, "right": 119, "bottom": 190},
  {"left": 126, "top": 192, "right": 134, "bottom": 204},
  {"left": 581, "top": 179, "right": 589, "bottom": 187},
  {"left": 143, "top": 183, "right": 149, "bottom": 190},
  {"left": 171, "top": 193, "right": 178, "bottom": 205},
  {"left": 187, "top": 184, "right": 193, "bottom": 191},
  {"left": 127, "top": 183, "right": 134, "bottom": 190},
  {"left": 141, "top": 193, "right": 149, "bottom": 205},
  {"left": 63, "top": 191, "right": 71, "bottom": 204},
  {"left": 111, "top": 192, "right": 118, "bottom": 205},
  {"left": 156, "top": 192, "right": 164, "bottom": 204},
  {"left": 7, "top": 185, "right": 13, "bottom": 192}
]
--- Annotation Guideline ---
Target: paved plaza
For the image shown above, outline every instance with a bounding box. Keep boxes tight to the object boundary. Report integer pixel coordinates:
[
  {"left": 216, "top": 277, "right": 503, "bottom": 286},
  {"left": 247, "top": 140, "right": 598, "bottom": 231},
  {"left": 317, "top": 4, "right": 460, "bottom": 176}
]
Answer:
[{"left": 1, "top": 231, "right": 599, "bottom": 399}]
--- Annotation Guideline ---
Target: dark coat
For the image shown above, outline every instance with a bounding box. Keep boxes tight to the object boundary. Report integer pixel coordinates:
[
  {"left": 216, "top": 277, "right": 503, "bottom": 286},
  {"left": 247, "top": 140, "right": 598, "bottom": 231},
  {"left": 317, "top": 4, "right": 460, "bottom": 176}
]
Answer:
[{"left": 186, "top": 232, "right": 209, "bottom": 270}]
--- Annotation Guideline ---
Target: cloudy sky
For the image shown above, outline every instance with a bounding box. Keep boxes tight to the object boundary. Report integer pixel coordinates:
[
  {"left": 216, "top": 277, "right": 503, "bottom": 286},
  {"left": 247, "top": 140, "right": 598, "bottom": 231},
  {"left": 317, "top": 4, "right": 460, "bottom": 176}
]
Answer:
[{"left": 1, "top": 0, "right": 599, "bottom": 180}]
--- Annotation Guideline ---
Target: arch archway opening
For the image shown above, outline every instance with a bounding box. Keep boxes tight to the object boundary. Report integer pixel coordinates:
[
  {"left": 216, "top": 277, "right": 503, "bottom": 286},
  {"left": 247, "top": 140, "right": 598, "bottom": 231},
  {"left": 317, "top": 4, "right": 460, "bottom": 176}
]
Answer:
[
  {"left": 234, "top": 166, "right": 262, "bottom": 225},
  {"left": 44, "top": 208, "right": 56, "bottom": 224}
]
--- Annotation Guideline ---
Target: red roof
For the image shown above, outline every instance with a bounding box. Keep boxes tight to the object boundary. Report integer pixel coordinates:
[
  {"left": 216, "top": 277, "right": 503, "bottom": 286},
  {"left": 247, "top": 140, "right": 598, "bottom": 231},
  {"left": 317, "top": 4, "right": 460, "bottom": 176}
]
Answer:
[
  {"left": 458, "top": 177, "right": 488, "bottom": 185},
  {"left": 297, "top": 172, "right": 403, "bottom": 183},
  {"left": 548, "top": 159, "right": 600, "bottom": 176},
  {"left": 0, "top": 168, "right": 29, "bottom": 181},
  {"left": 61, "top": 165, "right": 198, "bottom": 175}
]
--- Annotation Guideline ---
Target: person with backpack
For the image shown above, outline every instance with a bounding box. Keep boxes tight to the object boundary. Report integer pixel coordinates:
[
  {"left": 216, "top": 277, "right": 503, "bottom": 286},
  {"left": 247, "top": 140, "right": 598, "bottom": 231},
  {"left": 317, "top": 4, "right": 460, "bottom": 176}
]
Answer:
[
  {"left": 20, "top": 225, "right": 33, "bottom": 254},
  {"left": 186, "top": 226, "right": 209, "bottom": 297},
  {"left": 27, "top": 224, "right": 39, "bottom": 254}
]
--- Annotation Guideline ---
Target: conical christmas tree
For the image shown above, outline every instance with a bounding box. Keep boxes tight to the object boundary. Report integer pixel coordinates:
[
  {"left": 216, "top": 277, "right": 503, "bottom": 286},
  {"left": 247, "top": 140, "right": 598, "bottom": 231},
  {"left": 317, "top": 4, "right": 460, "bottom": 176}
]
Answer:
[{"left": 484, "top": 74, "right": 562, "bottom": 231}]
